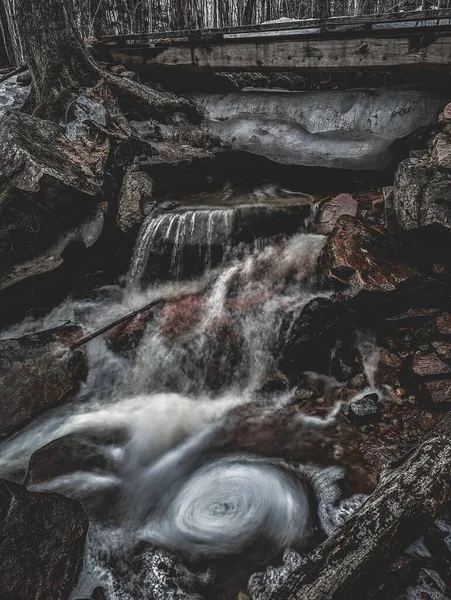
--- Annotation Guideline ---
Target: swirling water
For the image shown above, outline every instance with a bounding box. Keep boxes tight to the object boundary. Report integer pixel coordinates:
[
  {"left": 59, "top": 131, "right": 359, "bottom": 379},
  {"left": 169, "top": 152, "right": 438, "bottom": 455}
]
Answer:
[{"left": 0, "top": 223, "right": 369, "bottom": 599}]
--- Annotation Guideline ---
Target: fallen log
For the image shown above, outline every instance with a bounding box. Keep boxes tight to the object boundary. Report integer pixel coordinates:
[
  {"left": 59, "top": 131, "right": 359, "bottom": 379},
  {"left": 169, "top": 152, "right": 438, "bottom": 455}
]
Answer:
[
  {"left": 250, "top": 411, "right": 451, "bottom": 600},
  {"left": 70, "top": 288, "right": 204, "bottom": 350}
]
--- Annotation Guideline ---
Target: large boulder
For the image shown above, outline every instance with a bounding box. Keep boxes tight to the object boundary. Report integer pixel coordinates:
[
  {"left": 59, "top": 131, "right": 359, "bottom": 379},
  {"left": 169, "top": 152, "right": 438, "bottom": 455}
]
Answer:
[
  {"left": 393, "top": 154, "right": 451, "bottom": 239},
  {"left": 0, "top": 479, "right": 88, "bottom": 600},
  {"left": 0, "top": 326, "right": 88, "bottom": 438},
  {"left": 277, "top": 296, "right": 349, "bottom": 383},
  {"left": 318, "top": 215, "right": 420, "bottom": 299}
]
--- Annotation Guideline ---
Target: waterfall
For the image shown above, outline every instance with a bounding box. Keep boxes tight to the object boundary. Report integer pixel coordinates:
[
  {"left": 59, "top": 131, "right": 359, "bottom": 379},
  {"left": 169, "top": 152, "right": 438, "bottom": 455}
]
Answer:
[{"left": 127, "top": 208, "right": 236, "bottom": 287}]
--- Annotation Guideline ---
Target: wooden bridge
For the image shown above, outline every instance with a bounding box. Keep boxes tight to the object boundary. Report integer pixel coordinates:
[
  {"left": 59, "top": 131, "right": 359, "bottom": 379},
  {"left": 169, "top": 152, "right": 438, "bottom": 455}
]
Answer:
[{"left": 99, "top": 9, "right": 451, "bottom": 74}]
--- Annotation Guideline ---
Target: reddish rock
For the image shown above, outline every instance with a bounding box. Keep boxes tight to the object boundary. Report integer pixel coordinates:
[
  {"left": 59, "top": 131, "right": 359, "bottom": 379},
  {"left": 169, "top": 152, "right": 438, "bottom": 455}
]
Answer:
[
  {"left": 0, "top": 326, "right": 88, "bottom": 439},
  {"left": 376, "top": 349, "right": 403, "bottom": 388},
  {"left": 314, "top": 193, "right": 358, "bottom": 235},
  {"left": 412, "top": 353, "right": 451, "bottom": 377},
  {"left": 110, "top": 64, "right": 125, "bottom": 74},
  {"left": 318, "top": 215, "right": 420, "bottom": 298},
  {"left": 431, "top": 340, "right": 451, "bottom": 363},
  {"left": 436, "top": 313, "right": 451, "bottom": 336},
  {"left": 0, "top": 479, "right": 88, "bottom": 600},
  {"left": 159, "top": 294, "right": 204, "bottom": 342},
  {"left": 420, "top": 379, "right": 451, "bottom": 405}
]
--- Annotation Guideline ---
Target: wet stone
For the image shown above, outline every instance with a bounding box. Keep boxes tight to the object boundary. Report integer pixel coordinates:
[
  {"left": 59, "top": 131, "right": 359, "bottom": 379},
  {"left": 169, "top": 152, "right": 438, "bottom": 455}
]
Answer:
[
  {"left": 346, "top": 393, "right": 381, "bottom": 425},
  {"left": 436, "top": 313, "right": 451, "bottom": 336}
]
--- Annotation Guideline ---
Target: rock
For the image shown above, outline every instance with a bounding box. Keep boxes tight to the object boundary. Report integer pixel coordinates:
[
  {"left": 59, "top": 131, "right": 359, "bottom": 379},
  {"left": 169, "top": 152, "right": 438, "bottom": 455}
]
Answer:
[
  {"left": 346, "top": 393, "right": 381, "bottom": 424},
  {"left": 331, "top": 345, "right": 364, "bottom": 383},
  {"left": 436, "top": 313, "right": 451, "bottom": 335},
  {"left": 431, "top": 340, "right": 451, "bottom": 363},
  {"left": 412, "top": 353, "right": 451, "bottom": 377},
  {"left": 25, "top": 429, "right": 125, "bottom": 487},
  {"left": 383, "top": 186, "right": 395, "bottom": 233},
  {"left": 117, "top": 170, "right": 154, "bottom": 233},
  {"left": 419, "top": 378, "right": 451, "bottom": 405},
  {"left": 313, "top": 193, "right": 358, "bottom": 235},
  {"left": 0, "top": 112, "right": 109, "bottom": 197},
  {"left": 0, "top": 479, "right": 88, "bottom": 600},
  {"left": 120, "top": 70, "right": 137, "bottom": 80},
  {"left": 318, "top": 215, "right": 419, "bottom": 298},
  {"left": 430, "top": 132, "right": 451, "bottom": 169},
  {"left": 277, "top": 297, "right": 349, "bottom": 383},
  {"left": 393, "top": 150, "right": 451, "bottom": 240},
  {"left": 375, "top": 349, "right": 403, "bottom": 388},
  {"left": 110, "top": 64, "right": 126, "bottom": 74},
  {"left": 258, "top": 372, "right": 290, "bottom": 395},
  {"left": 0, "top": 326, "right": 88, "bottom": 438}
]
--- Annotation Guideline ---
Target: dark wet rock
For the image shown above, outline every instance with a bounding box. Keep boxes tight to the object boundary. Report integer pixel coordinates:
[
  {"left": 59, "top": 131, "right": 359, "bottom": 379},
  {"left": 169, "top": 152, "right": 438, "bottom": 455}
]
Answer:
[
  {"left": 277, "top": 297, "right": 349, "bottom": 383},
  {"left": 345, "top": 394, "right": 381, "bottom": 425},
  {"left": 436, "top": 312, "right": 451, "bottom": 336},
  {"left": 313, "top": 193, "right": 358, "bottom": 235},
  {"left": 0, "top": 479, "right": 88, "bottom": 600},
  {"left": 318, "top": 215, "right": 420, "bottom": 299},
  {"left": 331, "top": 345, "right": 364, "bottom": 383},
  {"left": 181, "top": 316, "right": 246, "bottom": 391},
  {"left": 117, "top": 169, "right": 154, "bottom": 233},
  {"left": 0, "top": 325, "right": 88, "bottom": 438},
  {"left": 419, "top": 379, "right": 451, "bottom": 406},
  {"left": 375, "top": 349, "right": 403, "bottom": 389},
  {"left": 25, "top": 429, "right": 126, "bottom": 487},
  {"left": 257, "top": 372, "right": 290, "bottom": 395}
]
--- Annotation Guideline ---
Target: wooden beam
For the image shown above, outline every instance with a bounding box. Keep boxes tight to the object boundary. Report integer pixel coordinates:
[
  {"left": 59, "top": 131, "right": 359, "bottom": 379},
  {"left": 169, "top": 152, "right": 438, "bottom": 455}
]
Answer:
[{"left": 109, "top": 32, "right": 451, "bottom": 73}]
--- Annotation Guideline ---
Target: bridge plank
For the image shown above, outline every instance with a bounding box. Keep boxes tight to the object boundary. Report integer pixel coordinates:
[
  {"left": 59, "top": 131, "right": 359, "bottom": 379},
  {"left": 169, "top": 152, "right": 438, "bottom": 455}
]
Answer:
[{"left": 109, "top": 33, "right": 451, "bottom": 73}]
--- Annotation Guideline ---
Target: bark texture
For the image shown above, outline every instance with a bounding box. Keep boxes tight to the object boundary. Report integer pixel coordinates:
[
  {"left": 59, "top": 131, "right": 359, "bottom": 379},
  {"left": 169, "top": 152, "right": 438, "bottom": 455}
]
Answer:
[{"left": 251, "top": 412, "right": 451, "bottom": 600}]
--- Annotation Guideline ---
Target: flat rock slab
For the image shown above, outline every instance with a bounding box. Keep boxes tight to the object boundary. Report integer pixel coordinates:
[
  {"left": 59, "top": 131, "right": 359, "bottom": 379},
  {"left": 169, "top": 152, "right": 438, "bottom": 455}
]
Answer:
[{"left": 0, "top": 479, "right": 88, "bottom": 600}]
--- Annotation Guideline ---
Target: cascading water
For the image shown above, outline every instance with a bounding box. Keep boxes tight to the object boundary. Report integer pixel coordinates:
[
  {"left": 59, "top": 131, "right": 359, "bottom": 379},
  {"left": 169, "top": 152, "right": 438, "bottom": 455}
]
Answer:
[
  {"left": 0, "top": 191, "right": 379, "bottom": 599},
  {"left": 127, "top": 208, "right": 235, "bottom": 287}
]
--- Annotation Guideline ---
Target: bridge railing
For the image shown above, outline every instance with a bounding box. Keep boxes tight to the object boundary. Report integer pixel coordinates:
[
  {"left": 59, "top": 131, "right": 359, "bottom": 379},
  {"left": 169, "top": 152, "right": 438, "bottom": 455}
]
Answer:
[{"left": 99, "top": 8, "right": 451, "bottom": 46}]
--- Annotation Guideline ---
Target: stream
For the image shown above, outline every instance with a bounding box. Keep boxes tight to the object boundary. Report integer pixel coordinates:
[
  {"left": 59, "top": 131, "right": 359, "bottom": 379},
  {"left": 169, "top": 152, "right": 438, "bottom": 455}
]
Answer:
[{"left": 0, "top": 185, "right": 373, "bottom": 599}]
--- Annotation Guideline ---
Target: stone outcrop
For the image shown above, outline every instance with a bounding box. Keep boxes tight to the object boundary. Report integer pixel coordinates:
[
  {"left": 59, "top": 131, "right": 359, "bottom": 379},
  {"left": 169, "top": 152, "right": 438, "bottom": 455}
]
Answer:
[
  {"left": 392, "top": 103, "right": 451, "bottom": 240},
  {"left": 117, "top": 169, "right": 155, "bottom": 233},
  {"left": 0, "top": 325, "right": 88, "bottom": 438},
  {"left": 0, "top": 479, "right": 88, "bottom": 600}
]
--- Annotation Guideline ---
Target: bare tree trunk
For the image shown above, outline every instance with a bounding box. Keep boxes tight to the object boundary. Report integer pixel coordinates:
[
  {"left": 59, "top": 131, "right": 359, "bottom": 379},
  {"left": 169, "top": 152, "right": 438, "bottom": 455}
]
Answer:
[
  {"left": 16, "top": 0, "right": 101, "bottom": 119},
  {"left": 258, "top": 412, "right": 451, "bottom": 600}
]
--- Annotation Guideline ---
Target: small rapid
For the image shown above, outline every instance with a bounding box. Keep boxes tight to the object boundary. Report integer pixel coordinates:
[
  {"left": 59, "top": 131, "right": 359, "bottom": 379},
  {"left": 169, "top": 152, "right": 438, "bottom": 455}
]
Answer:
[{"left": 0, "top": 187, "right": 379, "bottom": 599}]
